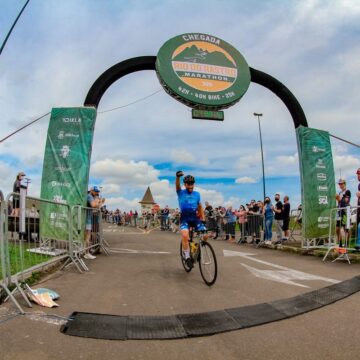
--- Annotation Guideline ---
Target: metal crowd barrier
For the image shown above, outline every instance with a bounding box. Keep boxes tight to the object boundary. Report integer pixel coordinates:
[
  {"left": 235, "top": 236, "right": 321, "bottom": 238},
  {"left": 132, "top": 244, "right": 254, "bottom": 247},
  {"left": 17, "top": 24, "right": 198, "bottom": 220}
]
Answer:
[
  {"left": 65, "top": 205, "right": 109, "bottom": 272},
  {"left": 289, "top": 209, "right": 302, "bottom": 242},
  {"left": 323, "top": 205, "right": 360, "bottom": 264},
  {"left": 0, "top": 190, "right": 27, "bottom": 313},
  {"left": 205, "top": 213, "right": 264, "bottom": 243},
  {"left": 247, "top": 213, "right": 264, "bottom": 242},
  {"left": 1, "top": 192, "right": 75, "bottom": 312},
  {"left": 0, "top": 192, "right": 108, "bottom": 312}
]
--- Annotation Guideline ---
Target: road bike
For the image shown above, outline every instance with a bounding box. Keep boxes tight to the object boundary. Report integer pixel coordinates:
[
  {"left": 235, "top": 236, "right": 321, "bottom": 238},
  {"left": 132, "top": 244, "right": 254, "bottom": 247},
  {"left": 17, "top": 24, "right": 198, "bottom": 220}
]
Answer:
[{"left": 180, "top": 229, "right": 218, "bottom": 286}]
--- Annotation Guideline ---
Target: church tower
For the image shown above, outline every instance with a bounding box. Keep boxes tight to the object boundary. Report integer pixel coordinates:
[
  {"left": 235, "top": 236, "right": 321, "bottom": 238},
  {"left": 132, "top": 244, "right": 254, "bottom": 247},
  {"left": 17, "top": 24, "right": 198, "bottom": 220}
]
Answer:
[{"left": 139, "top": 186, "right": 156, "bottom": 211}]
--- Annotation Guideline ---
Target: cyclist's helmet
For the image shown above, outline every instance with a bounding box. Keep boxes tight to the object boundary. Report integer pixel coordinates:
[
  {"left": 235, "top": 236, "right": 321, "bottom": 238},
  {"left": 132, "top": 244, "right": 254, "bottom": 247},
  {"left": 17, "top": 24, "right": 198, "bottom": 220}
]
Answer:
[{"left": 183, "top": 175, "right": 195, "bottom": 184}]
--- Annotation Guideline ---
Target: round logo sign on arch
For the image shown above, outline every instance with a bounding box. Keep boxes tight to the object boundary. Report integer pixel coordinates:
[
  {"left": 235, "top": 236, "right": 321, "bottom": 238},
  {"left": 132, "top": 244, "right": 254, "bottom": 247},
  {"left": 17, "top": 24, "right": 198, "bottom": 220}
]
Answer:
[{"left": 156, "top": 33, "right": 251, "bottom": 111}]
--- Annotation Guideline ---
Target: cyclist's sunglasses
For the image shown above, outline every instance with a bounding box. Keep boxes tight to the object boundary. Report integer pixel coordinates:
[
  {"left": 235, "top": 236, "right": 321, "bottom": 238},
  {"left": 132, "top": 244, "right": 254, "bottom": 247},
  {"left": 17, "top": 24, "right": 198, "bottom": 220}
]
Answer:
[{"left": 185, "top": 181, "right": 195, "bottom": 185}]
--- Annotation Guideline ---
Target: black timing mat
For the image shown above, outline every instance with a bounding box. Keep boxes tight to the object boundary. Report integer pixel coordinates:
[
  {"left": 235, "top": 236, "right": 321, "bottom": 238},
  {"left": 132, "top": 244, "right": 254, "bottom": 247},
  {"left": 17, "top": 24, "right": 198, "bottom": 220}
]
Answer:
[{"left": 61, "top": 276, "right": 360, "bottom": 340}]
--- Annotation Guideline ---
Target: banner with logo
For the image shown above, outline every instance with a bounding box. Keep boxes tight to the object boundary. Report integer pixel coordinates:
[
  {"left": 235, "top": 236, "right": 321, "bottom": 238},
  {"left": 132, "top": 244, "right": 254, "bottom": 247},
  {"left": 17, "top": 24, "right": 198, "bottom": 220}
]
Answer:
[
  {"left": 40, "top": 107, "right": 97, "bottom": 240},
  {"left": 296, "top": 126, "right": 336, "bottom": 238}
]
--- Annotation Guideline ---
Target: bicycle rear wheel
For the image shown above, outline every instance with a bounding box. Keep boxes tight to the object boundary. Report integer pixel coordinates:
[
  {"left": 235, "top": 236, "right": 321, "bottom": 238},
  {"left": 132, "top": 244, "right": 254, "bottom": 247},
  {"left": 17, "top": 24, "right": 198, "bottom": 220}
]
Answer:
[
  {"left": 199, "top": 241, "right": 217, "bottom": 286},
  {"left": 180, "top": 241, "right": 192, "bottom": 272}
]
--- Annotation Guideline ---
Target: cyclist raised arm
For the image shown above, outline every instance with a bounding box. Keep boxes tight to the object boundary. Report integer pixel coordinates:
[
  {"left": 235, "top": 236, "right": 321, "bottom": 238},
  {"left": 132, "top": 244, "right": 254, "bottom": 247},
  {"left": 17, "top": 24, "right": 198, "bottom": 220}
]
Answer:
[{"left": 175, "top": 171, "right": 206, "bottom": 269}]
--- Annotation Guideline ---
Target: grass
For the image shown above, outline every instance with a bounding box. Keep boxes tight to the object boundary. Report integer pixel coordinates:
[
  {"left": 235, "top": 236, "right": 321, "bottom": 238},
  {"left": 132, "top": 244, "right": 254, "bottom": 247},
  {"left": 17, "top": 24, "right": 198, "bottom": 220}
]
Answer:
[{"left": 0, "top": 243, "right": 51, "bottom": 281}]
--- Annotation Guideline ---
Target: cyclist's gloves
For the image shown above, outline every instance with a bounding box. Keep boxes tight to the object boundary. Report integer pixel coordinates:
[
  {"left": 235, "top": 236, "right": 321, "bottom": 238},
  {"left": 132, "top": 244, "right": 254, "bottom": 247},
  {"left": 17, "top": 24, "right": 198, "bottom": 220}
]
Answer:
[{"left": 176, "top": 170, "right": 184, "bottom": 178}]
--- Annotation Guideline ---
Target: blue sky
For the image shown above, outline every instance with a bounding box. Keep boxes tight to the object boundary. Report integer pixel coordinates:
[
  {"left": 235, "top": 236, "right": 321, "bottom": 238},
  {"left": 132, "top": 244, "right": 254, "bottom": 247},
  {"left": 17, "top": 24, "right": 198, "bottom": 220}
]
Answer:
[{"left": 1, "top": 0, "right": 360, "bottom": 211}]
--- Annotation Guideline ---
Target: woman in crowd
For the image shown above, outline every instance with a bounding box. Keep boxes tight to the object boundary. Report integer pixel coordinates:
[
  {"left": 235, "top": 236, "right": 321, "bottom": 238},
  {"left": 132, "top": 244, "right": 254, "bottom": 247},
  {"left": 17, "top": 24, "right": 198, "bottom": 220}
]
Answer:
[
  {"left": 263, "top": 196, "right": 274, "bottom": 245},
  {"left": 225, "top": 206, "right": 236, "bottom": 241},
  {"left": 235, "top": 205, "right": 248, "bottom": 243}
]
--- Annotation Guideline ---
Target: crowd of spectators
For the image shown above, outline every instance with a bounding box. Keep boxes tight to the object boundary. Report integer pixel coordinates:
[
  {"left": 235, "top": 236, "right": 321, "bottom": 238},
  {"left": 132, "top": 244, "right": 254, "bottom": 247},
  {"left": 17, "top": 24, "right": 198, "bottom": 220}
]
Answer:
[
  {"left": 101, "top": 207, "right": 139, "bottom": 227},
  {"left": 202, "top": 194, "right": 291, "bottom": 245},
  {"left": 100, "top": 194, "right": 293, "bottom": 245}
]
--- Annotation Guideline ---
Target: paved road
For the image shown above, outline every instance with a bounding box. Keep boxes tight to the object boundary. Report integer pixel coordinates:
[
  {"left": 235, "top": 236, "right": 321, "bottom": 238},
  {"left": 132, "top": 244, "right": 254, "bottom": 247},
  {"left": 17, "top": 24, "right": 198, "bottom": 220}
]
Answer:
[{"left": 1, "top": 224, "right": 359, "bottom": 360}]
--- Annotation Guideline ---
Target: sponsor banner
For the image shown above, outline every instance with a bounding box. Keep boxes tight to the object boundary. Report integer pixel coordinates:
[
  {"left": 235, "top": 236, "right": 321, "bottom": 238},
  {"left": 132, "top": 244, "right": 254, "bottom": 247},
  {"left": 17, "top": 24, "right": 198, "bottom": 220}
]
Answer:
[
  {"left": 40, "top": 107, "right": 96, "bottom": 240},
  {"left": 156, "top": 33, "right": 251, "bottom": 110},
  {"left": 296, "top": 126, "right": 336, "bottom": 238}
]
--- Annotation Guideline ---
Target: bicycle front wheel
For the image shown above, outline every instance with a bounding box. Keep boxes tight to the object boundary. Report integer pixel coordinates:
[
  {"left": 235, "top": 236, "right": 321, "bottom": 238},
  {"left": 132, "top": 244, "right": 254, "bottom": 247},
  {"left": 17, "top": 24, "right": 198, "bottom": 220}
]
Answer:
[{"left": 199, "top": 241, "right": 217, "bottom": 286}]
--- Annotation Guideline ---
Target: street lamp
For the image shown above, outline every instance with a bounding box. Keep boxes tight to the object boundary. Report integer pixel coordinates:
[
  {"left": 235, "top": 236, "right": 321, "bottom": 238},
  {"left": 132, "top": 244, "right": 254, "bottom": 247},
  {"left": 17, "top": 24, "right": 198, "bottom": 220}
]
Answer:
[
  {"left": 253, "top": 113, "right": 266, "bottom": 201},
  {"left": 24, "top": 177, "right": 31, "bottom": 194}
]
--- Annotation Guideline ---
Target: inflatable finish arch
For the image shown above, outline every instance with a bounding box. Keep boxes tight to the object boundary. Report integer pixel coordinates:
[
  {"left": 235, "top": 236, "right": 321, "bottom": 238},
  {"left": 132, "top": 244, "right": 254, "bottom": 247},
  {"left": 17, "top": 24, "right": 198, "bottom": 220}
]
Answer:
[{"left": 84, "top": 56, "right": 308, "bottom": 128}]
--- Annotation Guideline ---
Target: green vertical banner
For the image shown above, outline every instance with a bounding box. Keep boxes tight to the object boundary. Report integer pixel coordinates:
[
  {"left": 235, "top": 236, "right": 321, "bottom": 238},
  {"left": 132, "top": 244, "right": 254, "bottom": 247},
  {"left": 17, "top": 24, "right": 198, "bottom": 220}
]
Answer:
[
  {"left": 40, "top": 107, "right": 97, "bottom": 240},
  {"left": 296, "top": 126, "right": 336, "bottom": 238}
]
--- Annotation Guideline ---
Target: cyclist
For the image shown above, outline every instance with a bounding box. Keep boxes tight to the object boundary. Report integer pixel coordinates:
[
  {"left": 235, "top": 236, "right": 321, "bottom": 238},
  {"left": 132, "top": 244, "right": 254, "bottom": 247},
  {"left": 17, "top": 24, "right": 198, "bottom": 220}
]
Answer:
[{"left": 176, "top": 171, "right": 206, "bottom": 269}]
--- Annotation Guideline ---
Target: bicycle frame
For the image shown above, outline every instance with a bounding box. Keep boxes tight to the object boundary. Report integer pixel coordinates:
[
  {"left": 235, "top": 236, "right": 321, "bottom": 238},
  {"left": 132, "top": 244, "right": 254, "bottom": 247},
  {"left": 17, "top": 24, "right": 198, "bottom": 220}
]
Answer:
[{"left": 188, "top": 228, "right": 205, "bottom": 261}]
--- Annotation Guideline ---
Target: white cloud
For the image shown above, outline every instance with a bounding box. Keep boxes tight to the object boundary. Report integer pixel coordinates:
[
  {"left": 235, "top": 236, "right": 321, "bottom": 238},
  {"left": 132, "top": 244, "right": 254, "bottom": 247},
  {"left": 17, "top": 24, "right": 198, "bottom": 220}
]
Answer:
[
  {"left": 235, "top": 152, "right": 262, "bottom": 171},
  {"left": 148, "top": 179, "right": 175, "bottom": 207},
  {"left": 99, "top": 183, "right": 121, "bottom": 195},
  {"left": 170, "top": 149, "right": 195, "bottom": 164},
  {"left": 104, "top": 196, "right": 141, "bottom": 212},
  {"left": 90, "top": 158, "right": 159, "bottom": 186},
  {"left": 276, "top": 153, "right": 298, "bottom": 166},
  {"left": 196, "top": 186, "right": 224, "bottom": 207},
  {"left": 333, "top": 154, "right": 360, "bottom": 180},
  {"left": 235, "top": 176, "right": 257, "bottom": 184},
  {"left": 224, "top": 197, "right": 243, "bottom": 209}
]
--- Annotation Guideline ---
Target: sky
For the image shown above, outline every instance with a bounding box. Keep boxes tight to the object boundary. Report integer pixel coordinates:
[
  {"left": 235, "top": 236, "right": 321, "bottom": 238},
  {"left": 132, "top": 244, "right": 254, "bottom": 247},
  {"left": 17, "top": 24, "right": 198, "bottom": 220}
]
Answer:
[{"left": 1, "top": 0, "right": 360, "bottom": 212}]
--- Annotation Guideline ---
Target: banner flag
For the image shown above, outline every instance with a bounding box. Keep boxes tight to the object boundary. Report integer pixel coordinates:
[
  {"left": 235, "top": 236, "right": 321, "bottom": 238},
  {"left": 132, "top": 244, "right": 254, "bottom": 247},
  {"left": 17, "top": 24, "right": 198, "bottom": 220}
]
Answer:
[
  {"left": 296, "top": 126, "right": 336, "bottom": 238},
  {"left": 40, "top": 107, "right": 97, "bottom": 240}
]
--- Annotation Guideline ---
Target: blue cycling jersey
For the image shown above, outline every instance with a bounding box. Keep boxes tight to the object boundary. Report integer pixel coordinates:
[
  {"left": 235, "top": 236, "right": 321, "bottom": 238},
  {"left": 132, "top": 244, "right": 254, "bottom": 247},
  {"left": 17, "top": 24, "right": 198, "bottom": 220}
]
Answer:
[{"left": 177, "top": 189, "right": 200, "bottom": 220}]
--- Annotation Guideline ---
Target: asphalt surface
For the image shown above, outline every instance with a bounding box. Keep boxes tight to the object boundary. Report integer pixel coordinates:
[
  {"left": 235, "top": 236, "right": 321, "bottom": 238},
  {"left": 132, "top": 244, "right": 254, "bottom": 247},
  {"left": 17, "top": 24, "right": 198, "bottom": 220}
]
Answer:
[{"left": 1, "top": 224, "right": 360, "bottom": 360}]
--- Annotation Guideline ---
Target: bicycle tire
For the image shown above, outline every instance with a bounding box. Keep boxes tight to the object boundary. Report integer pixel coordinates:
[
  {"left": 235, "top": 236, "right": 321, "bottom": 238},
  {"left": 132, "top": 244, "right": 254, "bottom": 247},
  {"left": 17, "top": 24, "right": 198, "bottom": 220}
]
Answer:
[
  {"left": 180, "top": 241, "right": 192, "bottom": 272},
  {"left": 199, "top": 241, "right": 217, "bottom": 286}
]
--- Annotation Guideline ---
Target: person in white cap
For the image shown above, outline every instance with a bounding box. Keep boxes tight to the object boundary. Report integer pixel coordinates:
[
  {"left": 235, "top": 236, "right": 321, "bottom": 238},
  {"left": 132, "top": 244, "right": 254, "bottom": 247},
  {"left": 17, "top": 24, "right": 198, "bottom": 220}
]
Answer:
[
  {"left": 84, "top": 186, "right": 105, "bottom": 260},
  {"left": 11, "top": 171, "right": 26, "bottom": 216},
  {"left": 335, "top": 178, "right": 351, "bottom": 247}
]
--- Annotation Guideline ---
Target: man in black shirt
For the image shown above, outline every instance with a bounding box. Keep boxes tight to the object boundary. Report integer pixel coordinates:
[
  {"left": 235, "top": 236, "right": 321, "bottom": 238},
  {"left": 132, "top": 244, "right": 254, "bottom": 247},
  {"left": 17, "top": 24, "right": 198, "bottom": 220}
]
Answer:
[
  {"left": 356, "top": 169, "right": 360, "bottom": 250},
  {"left": 247, "top": 200, "right": 261, "bottom": 243},
  {"left": 282, "top": 195, "right": 290, "bottom": 241},
  {"left": 273, "top": 193, "right": 283, "bottom": 243},
  {"left": 335, "top": 178, "right": 351, "bottom": 247}
]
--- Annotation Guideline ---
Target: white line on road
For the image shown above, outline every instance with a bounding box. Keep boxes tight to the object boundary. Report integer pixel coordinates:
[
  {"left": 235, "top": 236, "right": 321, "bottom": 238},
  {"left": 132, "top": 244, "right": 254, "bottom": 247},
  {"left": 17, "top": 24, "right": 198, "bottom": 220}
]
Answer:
[
  {"left": 223, "top": 249, "right": 339, "bottom": 288},
  {"left": 109, "top": 247, "right": 171, "bottom": 255}
]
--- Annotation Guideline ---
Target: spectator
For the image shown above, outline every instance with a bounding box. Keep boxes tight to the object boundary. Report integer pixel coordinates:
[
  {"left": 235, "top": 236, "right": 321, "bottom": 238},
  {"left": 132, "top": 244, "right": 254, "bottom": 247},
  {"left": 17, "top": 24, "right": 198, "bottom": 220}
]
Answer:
[
  {"left": 11, "top": 171, "right": 26, "bottom": 216},
  {"left": 160, "top": 206, "right": 170, "bottom": 230},
  {"left": 335, "top": 178, "right": 351, "bottom": 247},
  {"left": 204, "top": 201, "right": 217, "bottom": 234},
  {"left": 84, "top": 186, "right": 105, "bottom": 260},
  {"left": 247, "top": 200, "right": 261, "bottom": 243},
  {"left": 28, "top": 203, "right": 39, "bottom": 218},
  {"left": 170, "top": 208, "right": 180, "bottom": 233},
  {"left": 273, "top": 193, "right": 284, "bottom": 243},
  {"left": 356, "top": 169, "right": 360, "bottom": 250},
  {"left": 296, "top": 204, "right": 302, "bottom": 225},
  {"left": 212, "top": 207, "right": 220, "bottom": 239},
  {"left": 145, "top": 211, "right": 152, "bottom": 229},
  {"left": 282, "top": 195, "right": 290, "bottom": 242},
  {"left": 235, "top": 205, "right": 247, "bottom": 243},
  {"left": 225, "top": 206, "right": 236, "bottom": 241},
  {"left": 263, "top": 197, "right": 274, "bottom": 245},
  {"left": 133, "top": 210, "right": 138, "bottom": 227},
  {"left": 217, "top": 206, "right": 226, "bottom": 240},
  {"left": 114, "top": 209, "right": 121, "bottom": 225}
]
